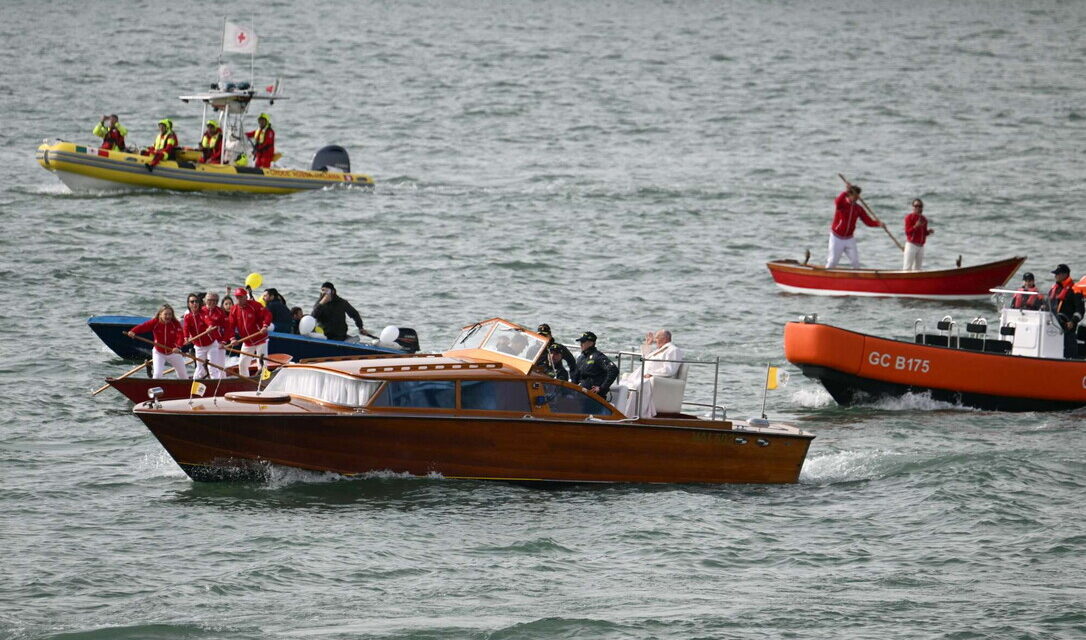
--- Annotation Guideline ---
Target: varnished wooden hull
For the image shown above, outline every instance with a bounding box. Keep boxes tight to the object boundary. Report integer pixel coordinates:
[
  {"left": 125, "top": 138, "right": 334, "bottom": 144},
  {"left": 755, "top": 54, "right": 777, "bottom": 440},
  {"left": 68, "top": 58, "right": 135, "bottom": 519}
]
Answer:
[{"left": 135, "top": 411, "right": 813, "bottom": 484}]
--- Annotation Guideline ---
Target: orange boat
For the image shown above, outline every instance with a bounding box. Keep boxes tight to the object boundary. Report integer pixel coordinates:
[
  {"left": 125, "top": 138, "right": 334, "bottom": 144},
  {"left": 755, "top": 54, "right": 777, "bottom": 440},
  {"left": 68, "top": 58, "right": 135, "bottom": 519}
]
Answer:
[
  {"left": 133, "top": 318, "right": 815, "bottom": 484},
  {"left": 784, "top": 305, "right": 1086, "bottom": 411}
]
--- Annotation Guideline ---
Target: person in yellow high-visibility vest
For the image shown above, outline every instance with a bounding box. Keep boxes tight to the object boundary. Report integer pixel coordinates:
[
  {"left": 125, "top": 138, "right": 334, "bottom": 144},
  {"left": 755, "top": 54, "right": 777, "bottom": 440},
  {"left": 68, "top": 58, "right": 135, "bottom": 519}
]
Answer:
[
  {"left": 198, "top": 120, "right": 222, "bottom": 164},
  {"left": 145, "top": 119, "right": 178, "bottom": 172},
  {"left": 92, "top": 114, "right": 127, "bottom": 151}
]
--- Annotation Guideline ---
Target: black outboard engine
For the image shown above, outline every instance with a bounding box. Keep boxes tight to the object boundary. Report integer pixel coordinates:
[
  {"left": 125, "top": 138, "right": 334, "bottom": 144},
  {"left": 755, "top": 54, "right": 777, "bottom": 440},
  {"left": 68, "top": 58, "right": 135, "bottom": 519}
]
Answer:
[
  {"left": 395, "top": 328, "right": 420, "bottom": 353},
  {"left": 310, "top": 145, "right": 351, "bottom": 172}
]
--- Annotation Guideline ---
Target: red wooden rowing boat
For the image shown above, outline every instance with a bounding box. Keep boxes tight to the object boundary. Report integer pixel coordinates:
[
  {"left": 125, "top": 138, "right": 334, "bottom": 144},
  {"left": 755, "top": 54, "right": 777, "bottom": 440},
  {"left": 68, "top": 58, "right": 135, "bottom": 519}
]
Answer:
[
  {"left": 766, "top": 256, "right": 1025, "bottom": 299},
  {"left": 106, "top": 376, "right": 259, "bottom": 403}
]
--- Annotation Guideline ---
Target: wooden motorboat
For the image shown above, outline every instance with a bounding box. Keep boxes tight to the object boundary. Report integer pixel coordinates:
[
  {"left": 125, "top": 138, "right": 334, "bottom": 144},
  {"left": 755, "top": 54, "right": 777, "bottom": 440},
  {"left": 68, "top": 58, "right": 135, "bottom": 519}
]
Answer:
[
  {"left": 88, "top": 315, "right": 416, "bottom": 362},
  {"left": 784, "top": 303, "right": 1086, "bottom": 411},
  {"left": 766, "top": 256, "right": 1025, "bottom": 299},
  {"left": 133, "top": 318, "right": 815, "bottom": 484}
]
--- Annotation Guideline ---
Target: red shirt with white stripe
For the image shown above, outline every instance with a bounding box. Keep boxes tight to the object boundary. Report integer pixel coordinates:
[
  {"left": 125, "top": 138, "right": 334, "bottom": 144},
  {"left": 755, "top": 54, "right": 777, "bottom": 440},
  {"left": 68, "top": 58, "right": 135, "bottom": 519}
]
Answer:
[
  {"left": 831, "top": 191, "right": 880, "bottom": 239},
  {"left": 183, "top": 310, "right": 216, "bottom": 347},
  {"left": 131, "top": 317, "right": 184, "bottom": 354},
  {"left": 200, "top": 306, "right": 229, "bottom": 343},
  {"left": 904, "top": 212, "right": 931, "bottom": 246},
  {"left": 227, "top": 300, "right": 271, "bottom": 346}
]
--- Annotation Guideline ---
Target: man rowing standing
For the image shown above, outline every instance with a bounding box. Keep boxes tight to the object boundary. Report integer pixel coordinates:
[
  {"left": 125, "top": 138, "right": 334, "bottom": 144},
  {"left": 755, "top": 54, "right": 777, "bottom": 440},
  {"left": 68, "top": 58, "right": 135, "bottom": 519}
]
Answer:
[{"left": 827, "top": 184, "right": 883, "bottom": 268}]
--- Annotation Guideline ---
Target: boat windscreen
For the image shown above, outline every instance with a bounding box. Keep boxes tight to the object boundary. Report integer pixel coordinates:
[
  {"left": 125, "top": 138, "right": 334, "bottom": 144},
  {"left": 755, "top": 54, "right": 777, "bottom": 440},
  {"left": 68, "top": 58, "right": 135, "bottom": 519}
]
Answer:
[
  {"left": 482, "top": 324, "right": 545, "bottom": 363},
  {"left": 263, "top": 368, "right": 381, "bottom": 407}
]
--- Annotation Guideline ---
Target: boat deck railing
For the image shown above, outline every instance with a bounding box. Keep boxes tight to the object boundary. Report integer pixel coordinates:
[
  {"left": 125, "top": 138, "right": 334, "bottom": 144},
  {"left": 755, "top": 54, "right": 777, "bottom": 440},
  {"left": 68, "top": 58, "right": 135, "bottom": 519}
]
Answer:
[{"left": 614, "top": 351, "right": 726, "bottom": 421}]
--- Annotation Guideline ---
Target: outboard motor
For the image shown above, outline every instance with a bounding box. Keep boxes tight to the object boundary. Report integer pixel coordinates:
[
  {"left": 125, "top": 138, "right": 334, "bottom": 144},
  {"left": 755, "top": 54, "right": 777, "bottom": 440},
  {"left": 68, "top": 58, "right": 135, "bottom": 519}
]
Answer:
[
  {"left": 395, "top": 328, "right": 420, "bottom": 353},
  {"left": 310, "top": 145, "right": 351, "bottom": 173}
]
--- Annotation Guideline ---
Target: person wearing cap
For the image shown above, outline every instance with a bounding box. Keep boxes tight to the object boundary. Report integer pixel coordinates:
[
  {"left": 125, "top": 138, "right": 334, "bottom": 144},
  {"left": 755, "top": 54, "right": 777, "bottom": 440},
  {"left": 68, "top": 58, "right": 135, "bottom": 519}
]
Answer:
[
  {"left": 827, "top": 184, "right": 883, "bottom": 268},
  {"left": 311, "top": 282, "right": 370, "bottom": 342},
  {"left": 144, "top": 119, "right": 178, "bottom": 171},
  {"left": 571, "top": 331, "right": 618, "bottom": 399},
  {"left": 1011, "top": 272, "right": 1042, "bottom": 311},
  {"left": 127, "top": 304, "right": 188, "bottom": 380},
  {"left": 245, "top": 112, "right": 275, "bottom": 168},
  {"left": 1044, "top": 264, "right": 1084, "bottom": 358},
  {"left": 198, "top": 120, "right": 222, "bottom": 164},
  {"left": 225, "top": 287, "right": 272, "bottom": 376},
  {"left": 615, "top": 329, "right": 684, "bottom": 418},
  {"left": 93, "top": 114, "right": 127, "bottom": 152},
  {"left": 902, "top": 198, "right": 933, "bottom": 270},
  {"left": 533, "top": 324, "right": 577, "bottom": 381}
]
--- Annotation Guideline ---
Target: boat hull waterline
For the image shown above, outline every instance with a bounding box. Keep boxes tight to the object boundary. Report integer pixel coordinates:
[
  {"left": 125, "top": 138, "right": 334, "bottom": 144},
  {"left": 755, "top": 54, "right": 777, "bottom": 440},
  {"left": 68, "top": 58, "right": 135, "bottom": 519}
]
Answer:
[
  {"left": 784, "top": 321, "right": 1086, "bottom": 411},
  {"left": 135, "top": 410, "right": 813, "bottom": 484},
  {"left": 766, "top": 256, "right": 1025, "bottom": 299}
]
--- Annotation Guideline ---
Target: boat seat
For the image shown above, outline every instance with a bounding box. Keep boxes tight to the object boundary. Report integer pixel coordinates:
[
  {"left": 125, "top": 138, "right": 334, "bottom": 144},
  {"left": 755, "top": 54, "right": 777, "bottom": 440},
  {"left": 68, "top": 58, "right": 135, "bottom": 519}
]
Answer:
[{"left": 652, "top": 363, "right": 689, "bottom": 415}]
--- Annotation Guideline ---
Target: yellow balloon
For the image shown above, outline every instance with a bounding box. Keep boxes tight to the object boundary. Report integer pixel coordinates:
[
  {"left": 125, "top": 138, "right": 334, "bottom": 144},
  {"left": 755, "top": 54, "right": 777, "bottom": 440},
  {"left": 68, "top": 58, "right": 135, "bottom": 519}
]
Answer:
[
  {"left": 256, "top": 297, "right": 267, "bottom": 306},
  {"left": 245, "top": 272, "right": 263, "bottom": 289}
]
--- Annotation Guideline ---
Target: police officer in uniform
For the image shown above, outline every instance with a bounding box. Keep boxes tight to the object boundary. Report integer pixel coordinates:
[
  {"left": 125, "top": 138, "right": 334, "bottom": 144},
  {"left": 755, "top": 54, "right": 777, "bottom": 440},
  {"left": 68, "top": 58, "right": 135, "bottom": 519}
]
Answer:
[
  {"left": 571, "top": 331, "right": 618, "bottom": 398},
  {"left": 533, "top": 323, "right": 577, "bottom": 381}
]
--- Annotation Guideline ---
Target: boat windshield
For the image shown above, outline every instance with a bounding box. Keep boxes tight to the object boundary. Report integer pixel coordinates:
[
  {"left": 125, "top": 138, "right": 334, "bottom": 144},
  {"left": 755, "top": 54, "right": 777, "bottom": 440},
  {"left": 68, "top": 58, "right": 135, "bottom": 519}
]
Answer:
[
  {"left": 449, "top": 319, "right": 546, "bottom": 365},
  {"left": 263, "top": 367, "right": 381, "bottom": 407}
]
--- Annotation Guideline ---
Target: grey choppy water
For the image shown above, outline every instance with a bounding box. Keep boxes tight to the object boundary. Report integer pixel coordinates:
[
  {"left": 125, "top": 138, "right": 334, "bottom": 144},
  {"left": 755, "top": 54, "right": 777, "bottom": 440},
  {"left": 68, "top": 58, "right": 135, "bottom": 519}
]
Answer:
[{"left": 2, "top": 1, "right": 1085, "bottom": 638}]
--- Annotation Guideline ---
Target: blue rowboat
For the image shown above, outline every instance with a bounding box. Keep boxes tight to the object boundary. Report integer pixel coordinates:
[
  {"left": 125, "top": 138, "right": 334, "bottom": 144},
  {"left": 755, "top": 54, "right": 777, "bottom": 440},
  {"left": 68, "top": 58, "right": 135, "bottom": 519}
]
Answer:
[{"left": 88, "top": 315, "right": 408, "bottom": 362}]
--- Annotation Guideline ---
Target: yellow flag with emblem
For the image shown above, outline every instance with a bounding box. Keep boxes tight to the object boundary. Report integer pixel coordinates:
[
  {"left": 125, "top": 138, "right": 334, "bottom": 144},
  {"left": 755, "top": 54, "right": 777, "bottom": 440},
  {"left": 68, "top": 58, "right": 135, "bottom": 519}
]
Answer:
[
  {"left": 261, "top": 366, "right": 272, "bottom": 381},
  {"left": 765, "top": 366, "right": 789, "bottom": 390},
  {"left": 190, "top": 381, "right": 207, "bottom": 397}
]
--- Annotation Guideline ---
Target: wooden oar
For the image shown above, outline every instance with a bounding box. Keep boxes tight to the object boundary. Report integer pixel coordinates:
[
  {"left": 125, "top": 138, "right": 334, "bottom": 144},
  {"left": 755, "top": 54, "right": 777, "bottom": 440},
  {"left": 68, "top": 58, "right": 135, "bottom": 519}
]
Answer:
[
  {"left": 91, "top": 359, "right": 151, "bottom": 396},
  {"left": 183, "top": 325, "right": 216, "bottom": 345},
  {"left": 838, "top": 173, "right": 904, "bottom": 252}
]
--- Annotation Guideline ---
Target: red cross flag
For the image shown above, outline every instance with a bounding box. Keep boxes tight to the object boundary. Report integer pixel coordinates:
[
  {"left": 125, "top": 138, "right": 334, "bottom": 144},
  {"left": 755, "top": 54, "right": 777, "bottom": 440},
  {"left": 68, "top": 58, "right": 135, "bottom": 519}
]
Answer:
[{"left": 223, "top": 21, "right": 258, "bottom": 54}]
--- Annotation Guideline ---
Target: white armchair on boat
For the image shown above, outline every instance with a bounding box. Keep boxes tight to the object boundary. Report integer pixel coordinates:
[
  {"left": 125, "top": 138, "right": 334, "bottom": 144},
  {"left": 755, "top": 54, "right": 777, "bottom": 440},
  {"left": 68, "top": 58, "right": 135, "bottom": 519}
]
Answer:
[{"left": 650, "top": 363, "right": 688, "bottom": 414}]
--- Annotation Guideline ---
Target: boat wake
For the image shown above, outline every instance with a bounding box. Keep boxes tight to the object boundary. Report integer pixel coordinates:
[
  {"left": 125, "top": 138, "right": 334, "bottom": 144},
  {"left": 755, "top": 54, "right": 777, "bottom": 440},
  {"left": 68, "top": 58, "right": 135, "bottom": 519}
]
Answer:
[
  {"left": 790, "top": 386, "right": 835, "bottom": 408},
  {"left": 799, "top": 449, "right": 901, "bottom": 484},
  {"left": 261, "top": 465, "right": 444, "bottom": 489},
  {"left": 138, "top": 450, "right": 188, "bottom": 478},
  {"left": 861, "top": 391, "right": 977, "bottom": 412}
]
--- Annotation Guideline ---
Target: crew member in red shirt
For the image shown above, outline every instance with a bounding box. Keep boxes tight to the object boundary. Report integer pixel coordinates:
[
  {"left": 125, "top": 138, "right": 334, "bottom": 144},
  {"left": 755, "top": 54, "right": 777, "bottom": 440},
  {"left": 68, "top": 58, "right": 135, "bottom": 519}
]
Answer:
[
  {"left": 902, "top": 198, "right": 933, "bottom": 270},
  {"left": 226, "top": 287, "right": 272, "bottom": 376},
  {"left": 127, "top": 304, "right": 188, "bottom": 379},
  {"left": 245, "top": 113, "right": 275, "bottom": 168},
  {"left": 827, "top": 184, "right": 882, "bottom": 268},
  {"left": 183, "top": 293, "right": 220, "bottom": 379},
  {"left": 1011, "top": 272, "right": 1042, "bottom": 310},
  {"left": 200, "top": 291, "right": 230, "bottom": 379}
]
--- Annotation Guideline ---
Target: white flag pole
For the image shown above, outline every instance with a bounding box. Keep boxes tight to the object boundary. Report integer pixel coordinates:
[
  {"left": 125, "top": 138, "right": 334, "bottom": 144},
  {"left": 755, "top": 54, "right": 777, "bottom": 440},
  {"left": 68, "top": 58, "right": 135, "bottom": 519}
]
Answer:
[{"left": 249, "top": 16, "right": 256, "bottom": 88}]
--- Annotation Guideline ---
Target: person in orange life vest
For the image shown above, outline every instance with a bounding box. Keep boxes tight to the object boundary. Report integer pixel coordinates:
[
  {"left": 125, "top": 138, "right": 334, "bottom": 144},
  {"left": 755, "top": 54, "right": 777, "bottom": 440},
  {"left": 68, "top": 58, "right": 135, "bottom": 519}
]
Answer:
[
  {"left": 1045, "top": 264, "right": 1085, "bottom": 358},
  {"left": 1010, "top": 272, "right": 1043, "bottom": 311},
  {"left": 245, "top": 112, "right": 275, "bottom": 168},
  {"left": 145, "top": 119, "right": 178, "bottom": 171},
  {"left": 198, "top": 120, "right": 223, "bottom": 164},
  {"left": 902, "top": 198, "right": 933, "bottom": 271},
  {"left": 826, "top": 184, "right": 883, "bottom": 268},
  {"left": 226, "top": 287, "right": 272, "bottom": 376},
  {"left": 93, "top": 114, "right": 127, "bottom": 151},
  {"left": 127, "top": 304, "right": 188, "bottom": 379},
  {"left": 199, "top": 291, "right": 230, "bottom": 379}
]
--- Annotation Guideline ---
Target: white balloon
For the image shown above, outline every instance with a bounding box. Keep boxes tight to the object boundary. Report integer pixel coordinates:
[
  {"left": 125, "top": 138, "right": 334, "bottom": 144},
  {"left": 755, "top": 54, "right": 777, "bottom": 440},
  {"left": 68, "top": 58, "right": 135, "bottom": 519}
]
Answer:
[
  {"left": 299, "top": 315, "right": 316, "bottom": 335},
  {"left": 379, "top": 325, "right": 399, "bottom": 343}
]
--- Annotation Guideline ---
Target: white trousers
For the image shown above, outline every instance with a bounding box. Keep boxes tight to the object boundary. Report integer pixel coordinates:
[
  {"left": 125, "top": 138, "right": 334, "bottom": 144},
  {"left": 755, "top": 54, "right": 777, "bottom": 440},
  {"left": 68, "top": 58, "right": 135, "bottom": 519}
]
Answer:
[
  {"left": 194, "top": 342, "right": 226, "bottom": 379},
  {"left": 152, "top": 350, "right": 189, "bottom": 380},
  {"left": 826, "top": 233, "right": 860, "bottom": 268},
  {"left": 238, "top": 341, "right": 268, "bottom": 378},
  {"left": 614, "top": 372, "right": 658, "bottom": 418},
  {"left": 903, "top": 242, "right": 924, "bottom": 270}
]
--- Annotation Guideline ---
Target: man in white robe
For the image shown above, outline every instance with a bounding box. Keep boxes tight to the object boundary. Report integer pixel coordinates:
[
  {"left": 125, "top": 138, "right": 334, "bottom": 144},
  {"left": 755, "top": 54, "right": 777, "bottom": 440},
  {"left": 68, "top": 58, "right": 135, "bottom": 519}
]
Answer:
[{"left": 618, "top": 329, "right": 684, "bottom": 418}]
